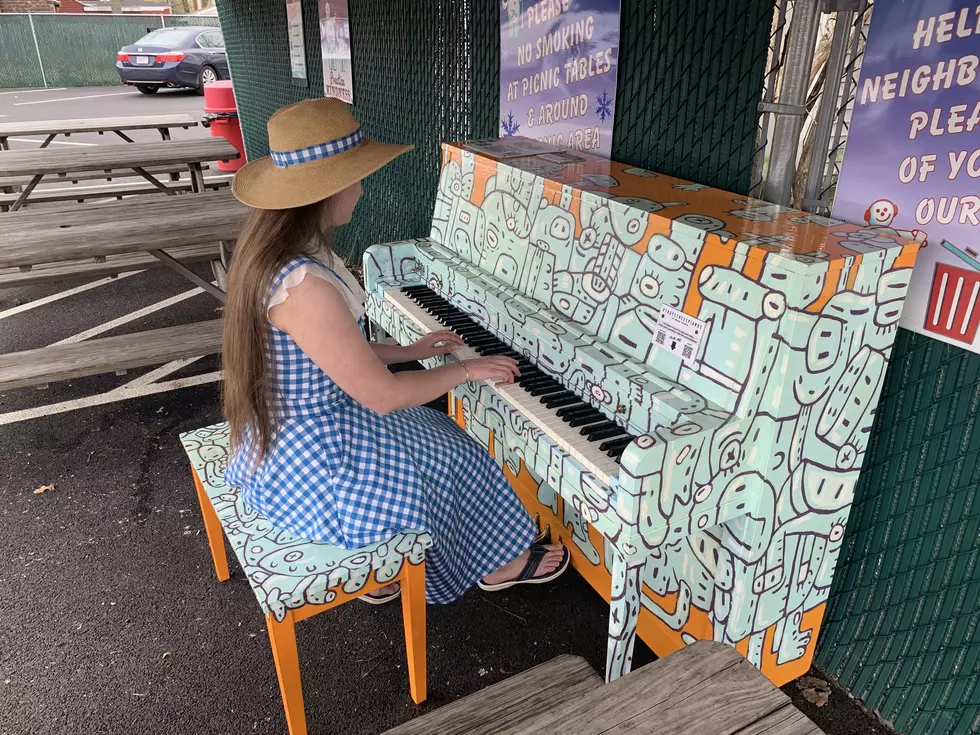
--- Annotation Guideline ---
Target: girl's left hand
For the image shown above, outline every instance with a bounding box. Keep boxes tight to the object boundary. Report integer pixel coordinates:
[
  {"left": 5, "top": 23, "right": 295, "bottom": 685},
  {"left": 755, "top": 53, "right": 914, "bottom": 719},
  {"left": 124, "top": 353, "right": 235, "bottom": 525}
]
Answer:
[{"left": 409, "top": 330, "right": 464, "bottom": 360}]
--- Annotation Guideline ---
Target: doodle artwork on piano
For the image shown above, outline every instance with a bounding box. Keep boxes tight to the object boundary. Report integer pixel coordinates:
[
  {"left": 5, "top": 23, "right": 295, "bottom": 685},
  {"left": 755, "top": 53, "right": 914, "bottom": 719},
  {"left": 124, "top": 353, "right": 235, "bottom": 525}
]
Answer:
[{"left": 363, "top": 143, "right": 920, "bottom": 685}]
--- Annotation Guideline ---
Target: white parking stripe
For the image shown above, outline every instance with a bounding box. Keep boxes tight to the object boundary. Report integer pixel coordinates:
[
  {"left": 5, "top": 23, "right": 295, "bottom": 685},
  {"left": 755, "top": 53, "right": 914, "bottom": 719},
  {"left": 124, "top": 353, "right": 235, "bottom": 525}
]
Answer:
[
  {"left": 8, "top": 137, "right": 98, "bottom": 147},
  {"left": 0, "top": 88, "right": 67, "bottom": 96},
  {"left": 0, "top": 370, "right": 223, "bottom": 426},
  {"left": 0, "top": 272, "right": 140, "bottom": 321},
  {"left": 14, "top": 91, "right": 133, "bottom": 106},
  {"left": 54, "top": 286, "right": 205, "bottom": 344}
]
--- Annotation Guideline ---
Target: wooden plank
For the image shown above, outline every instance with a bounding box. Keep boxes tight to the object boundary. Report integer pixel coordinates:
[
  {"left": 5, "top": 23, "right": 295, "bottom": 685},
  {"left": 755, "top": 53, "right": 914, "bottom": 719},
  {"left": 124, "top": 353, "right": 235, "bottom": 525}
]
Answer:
[
  {"left": 0, "top": 139, "right": 239, "bottom": 178},
  {"left": 0, "top": 163, "right": 210, "bottom": 187},
  {"left": 0, "top": 188, "right": 240, "bottom": 226},
  {"left": 0, "top": 244, "right": 220, "bottom": 288},
  {"left": 382, "top": 655, "right": 603, "bottom": 735},
  {"left": 496, "top": 642, "right": 789, "bottom": 735},
  {"left": 0, "top": 114, "right": 198, "bottom": 138},
  {"left": 734, "top": 705, "right": 825, "bottom": 735},
  {"left": 0, "top": 320, "right": 222, "bottom": 391},
  {"left": 0, "top": 192, "right": 248, "bottom": 267},
  {"left": 0, "top": 178, "right": 229, "bottom": 205}
]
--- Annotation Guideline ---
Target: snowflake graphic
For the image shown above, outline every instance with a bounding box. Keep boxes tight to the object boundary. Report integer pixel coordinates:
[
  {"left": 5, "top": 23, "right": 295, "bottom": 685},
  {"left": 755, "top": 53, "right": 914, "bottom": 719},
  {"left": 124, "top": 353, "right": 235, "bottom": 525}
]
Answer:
[
  {"left": 501, "top": 111, "right": 520, "bottom": 137},
  {"left": 595, "top": 90, "right": 613, "bottom": 121}
]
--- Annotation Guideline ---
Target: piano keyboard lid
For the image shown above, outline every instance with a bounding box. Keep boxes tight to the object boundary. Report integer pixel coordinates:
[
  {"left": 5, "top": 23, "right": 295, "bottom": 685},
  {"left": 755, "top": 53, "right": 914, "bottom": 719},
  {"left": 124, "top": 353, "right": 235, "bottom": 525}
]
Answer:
[{"left": 442, "top": 140, "right": 919, "bottom": 276}]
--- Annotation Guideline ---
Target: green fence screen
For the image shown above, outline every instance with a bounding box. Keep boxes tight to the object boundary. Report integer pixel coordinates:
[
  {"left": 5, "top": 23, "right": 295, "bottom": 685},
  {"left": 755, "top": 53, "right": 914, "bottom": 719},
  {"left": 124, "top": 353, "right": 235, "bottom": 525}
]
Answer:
[
  {"left": 215, "top": 0, "right": 774, "bottom": 260},
  {"left": 817, "top": 329, "right": 980, "bottom": 735},
  {"left": 0, "top": 13, "right": 220, "bottom": 88}
]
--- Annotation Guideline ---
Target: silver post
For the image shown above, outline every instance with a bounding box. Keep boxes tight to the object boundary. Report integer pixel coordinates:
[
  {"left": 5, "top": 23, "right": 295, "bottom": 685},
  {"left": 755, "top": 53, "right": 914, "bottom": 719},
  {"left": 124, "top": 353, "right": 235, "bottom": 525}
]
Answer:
[
  {"left": 763, "top": 0, "right": 823, "bottom": 206},
  {"left": 28, "top": 14, "right": 48, "bottom": 89},
  {"left": 802, "top": 10, "right": 856, "bottom": 213}
]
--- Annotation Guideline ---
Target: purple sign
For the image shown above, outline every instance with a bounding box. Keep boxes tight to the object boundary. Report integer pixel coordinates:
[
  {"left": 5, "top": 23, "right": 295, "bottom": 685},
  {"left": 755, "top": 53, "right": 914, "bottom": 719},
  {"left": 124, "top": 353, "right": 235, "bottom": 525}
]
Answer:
[
  {"left": 500, "top": 0, "right": 621, "bottom": 157},
  {"left": 833, "top": 0, "right": 980, "bottom": 350}
]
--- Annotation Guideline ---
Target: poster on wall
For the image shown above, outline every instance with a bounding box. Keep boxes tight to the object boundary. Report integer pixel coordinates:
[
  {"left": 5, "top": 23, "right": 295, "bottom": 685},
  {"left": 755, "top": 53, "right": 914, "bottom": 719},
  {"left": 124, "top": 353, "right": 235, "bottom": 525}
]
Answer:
[
  {"left": 285, "top": 0, "right": 308, "bottom": 87},
  {"left": 318, "top": 0, "right": 353, "bottom": 103},
  {"left": 832, "top": 1, "right": 980, "bottom": 350},
  {"left": 499, "top": 0, "right": 621, "bottom": 158}
]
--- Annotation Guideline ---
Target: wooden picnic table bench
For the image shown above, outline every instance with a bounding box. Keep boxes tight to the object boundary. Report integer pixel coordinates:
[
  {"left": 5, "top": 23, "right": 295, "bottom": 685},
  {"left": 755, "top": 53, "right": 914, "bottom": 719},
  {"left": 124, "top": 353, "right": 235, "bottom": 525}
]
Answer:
[
  {"left": 0, "top": 113, "right": 198, "bottom": 150},
  {"left": 0, "top": 188, "right": 247, "bottom": 299},
  {"left": 0, "top": 138, "right": 239, "bottom": 211},
  {"left": 383, "top": 642, "right": 824, "bottom": 735}
]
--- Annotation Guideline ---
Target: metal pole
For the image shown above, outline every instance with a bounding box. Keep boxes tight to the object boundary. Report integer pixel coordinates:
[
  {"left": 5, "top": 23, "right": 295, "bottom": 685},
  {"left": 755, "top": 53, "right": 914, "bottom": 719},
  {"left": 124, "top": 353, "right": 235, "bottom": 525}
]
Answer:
[
  {"left": 802, "top": 10, "right": 856, "bottom": 213},
  {"left": 27, "top": 14, "right": 48, "bottom": 89},
  {"left": 763, "top": 0, "right": 822, "bottom": 206}
]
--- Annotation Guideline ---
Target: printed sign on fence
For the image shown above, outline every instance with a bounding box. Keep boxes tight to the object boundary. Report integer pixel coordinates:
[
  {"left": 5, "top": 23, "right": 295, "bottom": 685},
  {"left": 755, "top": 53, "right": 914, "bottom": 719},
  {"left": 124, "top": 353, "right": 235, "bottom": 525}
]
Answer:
[
  {"left": 499, "top": 0, "right": 621, "bottom": 158},
  {"left": 285, "top": 0, "right": 307, "bottom": 86},
  {"left": 832, "top": 0, "right": 980, "bottom": 350},
  {"left": 318, "top": 0, "right": 353, "bottom": 103}
]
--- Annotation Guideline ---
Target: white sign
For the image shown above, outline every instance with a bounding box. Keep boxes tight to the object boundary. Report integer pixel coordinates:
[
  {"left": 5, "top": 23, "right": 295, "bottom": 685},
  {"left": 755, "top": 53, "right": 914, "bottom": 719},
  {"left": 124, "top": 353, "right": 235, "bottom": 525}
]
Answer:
[
  {"left": 318, "top": 0, "right": 353, "bottom": 103},
  {"left": 655, "top": 306, "right": 705, "bottom": 366},
  {"left": 286, "top": 0, "right": 307, "bottom": 86}
]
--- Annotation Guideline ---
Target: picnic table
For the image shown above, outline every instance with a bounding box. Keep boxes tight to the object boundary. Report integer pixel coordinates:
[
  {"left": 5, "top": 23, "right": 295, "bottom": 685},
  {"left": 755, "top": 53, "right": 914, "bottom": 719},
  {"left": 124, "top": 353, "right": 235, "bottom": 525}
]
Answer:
[
  {"left": 0, "top": 113, "right": 199, "bottom": 150},
  {"left": 384, "top": 641, "right": 824, "bottom": 735},
  {"left": 0, "top": 189, "right": 248, "bottom": 391},
  {"left": 0, "top": 188, "right": 247, "bottom": 300},
  {"left": 0, "top": 138, "right": 239, "bottom": 211}
]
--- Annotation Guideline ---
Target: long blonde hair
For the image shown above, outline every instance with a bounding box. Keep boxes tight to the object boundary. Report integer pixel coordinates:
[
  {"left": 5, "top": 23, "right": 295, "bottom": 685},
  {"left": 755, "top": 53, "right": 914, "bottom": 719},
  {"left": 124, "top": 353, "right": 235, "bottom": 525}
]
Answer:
[{"left": 222, "top": 200, "right": 332, "bottom": 459}]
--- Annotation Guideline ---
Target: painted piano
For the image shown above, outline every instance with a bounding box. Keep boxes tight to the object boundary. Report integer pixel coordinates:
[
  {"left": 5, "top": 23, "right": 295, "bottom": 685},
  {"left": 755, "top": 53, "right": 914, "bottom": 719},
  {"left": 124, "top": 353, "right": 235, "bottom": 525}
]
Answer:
[{"left": 363, "top": 141, "right": 920, "bottom": 685}]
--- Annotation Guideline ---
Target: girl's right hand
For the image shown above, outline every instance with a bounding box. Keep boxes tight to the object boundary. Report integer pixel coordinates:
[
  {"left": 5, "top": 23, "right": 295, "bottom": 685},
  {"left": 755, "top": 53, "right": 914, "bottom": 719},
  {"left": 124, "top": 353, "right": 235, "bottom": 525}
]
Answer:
[{"left": 462, "top": 356, "right": 520, "bottom": 384}]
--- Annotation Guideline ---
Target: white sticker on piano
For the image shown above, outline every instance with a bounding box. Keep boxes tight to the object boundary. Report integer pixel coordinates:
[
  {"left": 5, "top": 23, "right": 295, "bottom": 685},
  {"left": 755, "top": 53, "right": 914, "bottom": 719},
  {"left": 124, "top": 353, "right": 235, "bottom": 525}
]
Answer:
[{"left": 654, "top": 306, "right": 706, "bottom": 366}]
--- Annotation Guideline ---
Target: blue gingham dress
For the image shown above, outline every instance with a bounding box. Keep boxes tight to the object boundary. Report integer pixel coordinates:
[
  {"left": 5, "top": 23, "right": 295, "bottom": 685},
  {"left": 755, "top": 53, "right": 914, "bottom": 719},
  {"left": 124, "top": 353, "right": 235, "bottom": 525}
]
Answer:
[{"left": 226, "top": 254, "right": 537, "bottom": 604}]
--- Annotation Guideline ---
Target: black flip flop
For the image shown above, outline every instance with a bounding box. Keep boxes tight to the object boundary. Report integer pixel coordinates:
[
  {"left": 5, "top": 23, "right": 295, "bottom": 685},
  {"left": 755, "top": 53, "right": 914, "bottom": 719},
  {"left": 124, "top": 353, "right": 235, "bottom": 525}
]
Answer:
[{"left": 478, "top": 544, "right": 570, "bottom": 592}]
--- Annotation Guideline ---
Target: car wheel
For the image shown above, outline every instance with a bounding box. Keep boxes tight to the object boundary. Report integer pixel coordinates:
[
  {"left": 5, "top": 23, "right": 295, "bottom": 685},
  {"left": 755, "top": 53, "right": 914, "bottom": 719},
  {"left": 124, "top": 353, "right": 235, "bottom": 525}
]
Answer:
[
  {"left": 136, "top": 85, "right": 159, "bottom": 95},
  {"left": 197, "top": 65, "right": 219, "bottom": 94}
]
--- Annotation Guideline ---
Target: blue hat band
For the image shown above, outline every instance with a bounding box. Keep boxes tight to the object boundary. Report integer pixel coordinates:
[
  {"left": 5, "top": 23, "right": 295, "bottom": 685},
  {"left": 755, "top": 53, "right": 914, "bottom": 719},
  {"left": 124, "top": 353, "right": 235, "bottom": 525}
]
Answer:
[{"left": 270, "top": 128, "right": 364, "bottom": 169}]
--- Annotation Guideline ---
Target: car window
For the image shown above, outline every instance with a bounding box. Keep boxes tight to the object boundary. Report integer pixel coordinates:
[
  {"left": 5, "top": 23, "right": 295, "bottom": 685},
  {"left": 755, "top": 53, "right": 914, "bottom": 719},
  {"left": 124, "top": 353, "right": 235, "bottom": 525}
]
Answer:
[
  {"left": 196, "top": 32, "right": 213, "bottom": 48},
  {"left": 135, "top": 29, "right": 191, "bottom": 46},
  {"left": 211, "top": 32, "right": 224, "bottom": 48}
]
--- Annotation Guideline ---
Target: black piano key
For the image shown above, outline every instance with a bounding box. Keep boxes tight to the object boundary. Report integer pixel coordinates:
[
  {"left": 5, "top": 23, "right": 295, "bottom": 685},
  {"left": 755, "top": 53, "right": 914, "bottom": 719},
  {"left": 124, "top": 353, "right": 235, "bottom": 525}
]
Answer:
[
  {"left": 587, "top": 425, "right": 628, "bottom": 442},
  {"left": 467, "top": 335, "right": 499, "bottom": 346},
  {"left": 567, "top": 412, "right": 607, "bottom": 428},
  {"left": 477, "top": 345, "right": 511, "bottom": 355},
  {"left": 600, "top": 436, "right": 634, "bottom": 453},
  {"left": 556, "top": 404, "right": 593, "bottom": 419},
  {"left": 402, "top": 285, "right": 429, "bottom": 293},
  {"left": 599, "top": 436, "right": 635, "bottom": 460},
  {"left": 519, "top": 375, "right": 551, "bottom": 386},
  {"left": 528, "top": 383, "right": 565, "bottom": 397},
  {"left": 579, "top": 420, "right": 618, "bottom": 437},
  {"left": 543, "top": 393, "right": 579, "bottom": 409}
]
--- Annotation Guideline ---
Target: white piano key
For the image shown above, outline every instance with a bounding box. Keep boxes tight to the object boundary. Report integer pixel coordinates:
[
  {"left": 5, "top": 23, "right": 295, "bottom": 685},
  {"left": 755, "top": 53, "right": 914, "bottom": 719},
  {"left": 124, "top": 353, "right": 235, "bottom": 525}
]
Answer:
[{"left": 385, "top": 289, "right": 621, "bottom": 483}]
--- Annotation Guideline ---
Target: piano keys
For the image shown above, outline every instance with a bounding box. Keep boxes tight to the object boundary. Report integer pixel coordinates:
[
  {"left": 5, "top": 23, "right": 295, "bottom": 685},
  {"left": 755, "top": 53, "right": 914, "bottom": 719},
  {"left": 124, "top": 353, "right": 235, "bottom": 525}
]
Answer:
[{"left": 363, "top": 141, "right": 920, "bottom": 685}]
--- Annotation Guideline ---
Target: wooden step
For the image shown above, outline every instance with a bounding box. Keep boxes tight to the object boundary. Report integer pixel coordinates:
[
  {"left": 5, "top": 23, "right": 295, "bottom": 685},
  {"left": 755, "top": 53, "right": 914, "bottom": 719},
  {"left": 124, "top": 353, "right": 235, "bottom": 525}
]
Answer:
[
  {"left": 0, "top": 244, "right": 220, "bottom": 288},
  {"left": 382, "top": 655, "right": 603, "bottom": 735},
  {"left": 0, "top": 320, "right": 223, "bottom": 391},
  {"left": 0, "top": 177, "right": 230, "bottom": 206},
  {"left": 0, "top": 163, "right": 211, "bottom": 188}
]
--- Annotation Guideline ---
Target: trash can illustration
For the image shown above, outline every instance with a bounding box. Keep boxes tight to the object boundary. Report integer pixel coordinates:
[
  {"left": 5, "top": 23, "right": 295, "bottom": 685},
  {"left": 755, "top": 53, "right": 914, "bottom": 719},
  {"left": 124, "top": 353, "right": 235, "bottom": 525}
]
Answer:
[{"left": 924, "top": 260, "right": 980, "bottom": 344}]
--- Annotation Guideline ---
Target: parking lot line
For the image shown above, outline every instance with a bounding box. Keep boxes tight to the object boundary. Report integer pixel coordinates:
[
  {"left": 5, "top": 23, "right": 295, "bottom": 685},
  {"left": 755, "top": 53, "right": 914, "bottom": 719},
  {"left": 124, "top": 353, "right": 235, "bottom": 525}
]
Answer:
[
  {"left": 0, "top": 88, "right": 67, "bottom": 96},
  {"left": 14, "top": 91, "right": 133, "bottom": 106},
  {"left": 0, "top": 271, "right": 140, "bottom": 321}
]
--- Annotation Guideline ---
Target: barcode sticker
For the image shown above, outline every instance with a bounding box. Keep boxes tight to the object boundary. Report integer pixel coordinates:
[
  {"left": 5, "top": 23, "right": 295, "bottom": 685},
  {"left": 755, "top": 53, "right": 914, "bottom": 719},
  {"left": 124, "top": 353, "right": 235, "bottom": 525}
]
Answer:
[{"left": 654, "top": 306, "right": 706, "bottom": 366}]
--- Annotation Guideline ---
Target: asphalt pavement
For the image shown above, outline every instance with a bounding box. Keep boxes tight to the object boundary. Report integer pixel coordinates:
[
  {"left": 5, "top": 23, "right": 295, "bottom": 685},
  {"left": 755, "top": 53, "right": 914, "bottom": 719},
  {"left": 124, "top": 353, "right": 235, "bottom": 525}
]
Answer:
[{"left": 0, "top": 86, "right": 892, "bottom": 735}]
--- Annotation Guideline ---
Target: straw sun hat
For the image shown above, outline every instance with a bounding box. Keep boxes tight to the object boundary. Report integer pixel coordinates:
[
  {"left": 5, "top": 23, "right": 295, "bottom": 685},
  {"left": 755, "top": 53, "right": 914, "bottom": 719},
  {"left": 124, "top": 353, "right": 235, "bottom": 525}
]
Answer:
[{"left": 231, "top": 98, "right": 413, "bottom": 210}]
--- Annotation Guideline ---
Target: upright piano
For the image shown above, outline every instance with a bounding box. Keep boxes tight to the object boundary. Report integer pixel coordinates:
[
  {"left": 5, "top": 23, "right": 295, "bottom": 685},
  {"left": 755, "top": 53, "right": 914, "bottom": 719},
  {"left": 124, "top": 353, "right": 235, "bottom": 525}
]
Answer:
[{"left": 363, "top": 141, "right": 919, "bottom": 684}]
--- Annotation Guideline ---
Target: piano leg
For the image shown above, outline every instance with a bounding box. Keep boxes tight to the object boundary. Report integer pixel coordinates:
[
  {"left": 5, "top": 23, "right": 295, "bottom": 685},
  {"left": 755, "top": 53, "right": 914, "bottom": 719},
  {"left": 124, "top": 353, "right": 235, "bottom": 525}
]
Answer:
[{"left": 605, "top": 552, "right": 644, "bottom": 683}]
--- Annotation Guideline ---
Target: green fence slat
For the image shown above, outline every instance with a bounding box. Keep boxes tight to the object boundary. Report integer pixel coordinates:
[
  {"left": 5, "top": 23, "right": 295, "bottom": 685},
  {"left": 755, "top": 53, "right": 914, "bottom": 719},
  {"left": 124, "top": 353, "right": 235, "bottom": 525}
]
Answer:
[{"left": 0, "top": 15, "right": 45, "bottom": 88}]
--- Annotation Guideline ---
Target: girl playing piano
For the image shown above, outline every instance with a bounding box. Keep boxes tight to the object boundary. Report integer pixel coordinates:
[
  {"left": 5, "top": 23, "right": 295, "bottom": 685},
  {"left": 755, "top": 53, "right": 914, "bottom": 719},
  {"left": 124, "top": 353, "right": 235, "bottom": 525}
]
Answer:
[{"left": 222, "top": 98, "right": 569, "bottom": 604}]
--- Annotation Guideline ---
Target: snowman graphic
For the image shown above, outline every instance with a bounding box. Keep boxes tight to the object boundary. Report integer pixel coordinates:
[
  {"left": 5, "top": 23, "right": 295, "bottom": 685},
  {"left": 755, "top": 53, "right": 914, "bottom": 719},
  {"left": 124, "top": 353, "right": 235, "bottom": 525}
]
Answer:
[{"left": 864, "top": 198, "right": 928, "bottom": 247}]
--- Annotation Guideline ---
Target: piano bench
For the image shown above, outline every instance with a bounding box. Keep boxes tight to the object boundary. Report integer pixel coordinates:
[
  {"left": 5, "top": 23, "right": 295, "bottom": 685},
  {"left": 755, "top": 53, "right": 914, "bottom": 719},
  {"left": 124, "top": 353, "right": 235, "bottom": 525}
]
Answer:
[
  {"left": 179, "top": 422, "right": 434, "bottom": 735},
  {"left": 381, "top": 654, "right": 603, "bottom": 735}
]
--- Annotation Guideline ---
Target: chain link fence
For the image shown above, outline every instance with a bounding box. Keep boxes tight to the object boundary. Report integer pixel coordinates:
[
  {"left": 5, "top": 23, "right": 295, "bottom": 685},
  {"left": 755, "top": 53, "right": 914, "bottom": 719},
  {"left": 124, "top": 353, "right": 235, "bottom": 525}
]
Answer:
[{"left": 0, "top": 13, "right": 220, "bottom": 88}]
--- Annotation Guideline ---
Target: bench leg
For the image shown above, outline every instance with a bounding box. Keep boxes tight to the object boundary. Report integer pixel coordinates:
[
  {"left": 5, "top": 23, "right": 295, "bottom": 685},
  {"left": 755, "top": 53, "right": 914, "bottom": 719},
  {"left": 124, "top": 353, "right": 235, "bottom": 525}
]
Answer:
[
  {"left": 606, "top": 552, "right": 643, "bottom": 683},
  {"left": 267, "top": 610, "right": 308, "bottom": 735},
  {"left": 191, "top": 466, "right": 229, "bottom": 582},
  {"left": 400, "top": 559, "right": 427, "bottom": 704}
]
